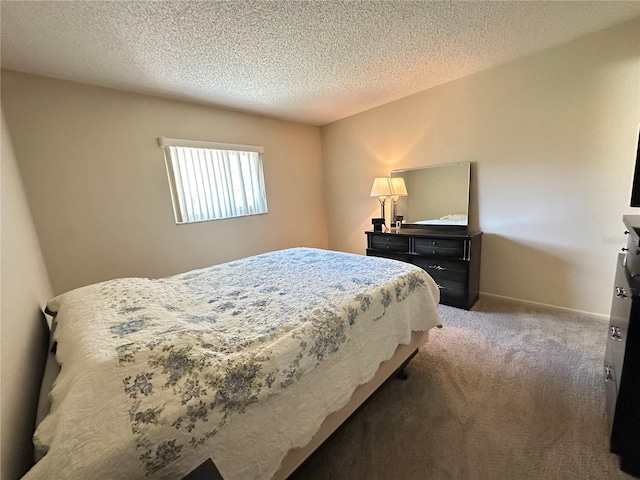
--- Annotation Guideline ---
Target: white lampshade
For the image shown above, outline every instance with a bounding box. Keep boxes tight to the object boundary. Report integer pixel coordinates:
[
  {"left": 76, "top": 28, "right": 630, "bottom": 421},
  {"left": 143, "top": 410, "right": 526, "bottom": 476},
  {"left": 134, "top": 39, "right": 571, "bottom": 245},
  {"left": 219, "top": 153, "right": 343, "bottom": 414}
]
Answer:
[
  {"left": 390, "top": 177, "right": 408, "bottom": 196},
  {"left": 370, "top": 177, "right": 392, "bottom": 197}
]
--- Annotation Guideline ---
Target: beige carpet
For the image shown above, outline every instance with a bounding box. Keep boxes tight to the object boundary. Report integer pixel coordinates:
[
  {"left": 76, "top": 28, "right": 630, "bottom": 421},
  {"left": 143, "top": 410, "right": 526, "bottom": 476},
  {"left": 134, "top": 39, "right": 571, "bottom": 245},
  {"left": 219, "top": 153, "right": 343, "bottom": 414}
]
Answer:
[{"left": 289, "top": 295, "right": 632, "bottom": 480}]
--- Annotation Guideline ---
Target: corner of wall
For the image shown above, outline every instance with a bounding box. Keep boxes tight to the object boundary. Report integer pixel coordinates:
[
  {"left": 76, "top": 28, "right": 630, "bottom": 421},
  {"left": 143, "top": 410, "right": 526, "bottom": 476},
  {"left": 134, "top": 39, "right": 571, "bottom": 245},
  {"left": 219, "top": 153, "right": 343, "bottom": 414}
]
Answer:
[{"left": 1, "top": 107, "right": 53, "bottom": 479}]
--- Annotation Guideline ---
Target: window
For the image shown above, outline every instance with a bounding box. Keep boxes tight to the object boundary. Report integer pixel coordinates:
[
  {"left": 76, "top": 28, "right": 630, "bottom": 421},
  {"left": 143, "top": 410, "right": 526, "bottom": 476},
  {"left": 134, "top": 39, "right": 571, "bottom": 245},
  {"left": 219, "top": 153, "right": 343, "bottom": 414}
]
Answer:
[{"left": 159, "top": 137, "right": 268, "bottom": 224}]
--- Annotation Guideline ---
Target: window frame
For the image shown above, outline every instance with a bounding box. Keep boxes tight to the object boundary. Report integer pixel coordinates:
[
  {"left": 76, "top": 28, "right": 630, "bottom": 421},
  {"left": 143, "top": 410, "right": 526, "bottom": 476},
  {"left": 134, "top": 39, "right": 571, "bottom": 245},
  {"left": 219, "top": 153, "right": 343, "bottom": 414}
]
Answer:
[{"left": 158, "top": 137, "right": 268, "bottom": 225}]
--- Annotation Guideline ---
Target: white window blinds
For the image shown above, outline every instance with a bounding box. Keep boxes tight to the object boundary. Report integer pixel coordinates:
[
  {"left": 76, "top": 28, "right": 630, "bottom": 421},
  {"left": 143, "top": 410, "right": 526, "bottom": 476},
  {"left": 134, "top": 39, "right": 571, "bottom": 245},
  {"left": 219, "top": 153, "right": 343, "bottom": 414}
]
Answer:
[{"left": 159, "top": 138, "right": 268, "bottom": 224}]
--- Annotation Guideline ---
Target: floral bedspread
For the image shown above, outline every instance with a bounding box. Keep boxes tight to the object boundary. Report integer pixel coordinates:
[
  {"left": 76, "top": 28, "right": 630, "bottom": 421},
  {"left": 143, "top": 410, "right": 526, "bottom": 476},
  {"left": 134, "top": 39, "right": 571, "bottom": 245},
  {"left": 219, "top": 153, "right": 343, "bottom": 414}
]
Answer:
[{"left": 25, "top": 248, "right": 441, "bottom": 480}]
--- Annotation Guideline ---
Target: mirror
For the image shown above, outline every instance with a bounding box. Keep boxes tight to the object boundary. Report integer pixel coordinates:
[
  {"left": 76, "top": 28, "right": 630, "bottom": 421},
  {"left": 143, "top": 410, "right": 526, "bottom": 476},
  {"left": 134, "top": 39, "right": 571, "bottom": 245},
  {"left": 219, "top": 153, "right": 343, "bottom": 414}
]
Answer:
[{"left": 391, "top": 162, "right": 470, "bottom": 229}]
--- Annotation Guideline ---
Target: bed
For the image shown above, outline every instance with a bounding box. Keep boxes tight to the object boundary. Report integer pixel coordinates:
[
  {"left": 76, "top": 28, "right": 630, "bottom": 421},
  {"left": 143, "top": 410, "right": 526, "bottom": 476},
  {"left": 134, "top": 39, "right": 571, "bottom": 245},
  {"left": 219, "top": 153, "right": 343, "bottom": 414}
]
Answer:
[{"left": 25, "top": 247, "right": 441, "bottom": 479}]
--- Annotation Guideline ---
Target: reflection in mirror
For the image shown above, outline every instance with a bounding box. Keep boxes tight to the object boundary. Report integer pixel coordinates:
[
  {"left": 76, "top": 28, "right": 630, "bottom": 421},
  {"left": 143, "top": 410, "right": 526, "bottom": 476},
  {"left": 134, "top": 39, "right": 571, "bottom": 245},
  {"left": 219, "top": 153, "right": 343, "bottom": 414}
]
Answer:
[{"left": 391, "top": 162, "right": 470, "bottom": 227}]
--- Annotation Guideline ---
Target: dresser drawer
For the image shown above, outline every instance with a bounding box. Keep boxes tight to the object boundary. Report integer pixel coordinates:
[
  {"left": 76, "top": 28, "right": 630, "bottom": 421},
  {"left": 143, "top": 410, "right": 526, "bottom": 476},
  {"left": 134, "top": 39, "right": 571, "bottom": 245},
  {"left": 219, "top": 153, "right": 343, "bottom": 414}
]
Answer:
[
  {"left": 430, "top": 273, "right": 467, "bottom": 292},
  {"left": 438, "top": 285, "right": 469, "bottom": 308},
  {"left": 609, "top": 262, "right": 632, "bottom": 378},
  {"left": 413, "top": 237, "right": 465, "bottom": 258},
  {"left": 604, "top": 357, "right": 618, "bottom": 449},
  {"left": 370, "top": 234, "right": 410, "bottom": 253},
  {"left": 414, "top": 258, "right": 467, "bottom": 290},
  {"left": 418, "top": 258, "right": 472, "bottom": 308},
  {"left": 367, "top": 249, "right": 409, "bottom": 263},
  {"left": 413, "top": 257, "right": 468, "bottom": 277}
]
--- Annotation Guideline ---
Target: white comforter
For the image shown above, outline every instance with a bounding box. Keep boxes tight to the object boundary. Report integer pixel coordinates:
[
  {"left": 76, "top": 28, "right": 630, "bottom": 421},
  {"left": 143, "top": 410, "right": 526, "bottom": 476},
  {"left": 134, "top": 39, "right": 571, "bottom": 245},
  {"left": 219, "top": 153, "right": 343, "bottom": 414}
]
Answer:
[{"left": 25, "top": 248, "right": 441, "bottom": 479}]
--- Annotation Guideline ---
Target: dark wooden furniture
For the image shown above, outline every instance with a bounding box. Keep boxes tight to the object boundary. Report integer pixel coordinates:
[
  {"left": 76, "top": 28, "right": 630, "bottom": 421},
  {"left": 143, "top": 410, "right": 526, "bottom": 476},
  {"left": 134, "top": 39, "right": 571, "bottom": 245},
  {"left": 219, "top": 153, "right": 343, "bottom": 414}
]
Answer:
[
  {"left": 605, "top": 215, "right": 640, "bottom": 477},
  {"left": 365, "top": 228, "right": 482, "bottom": 310}
]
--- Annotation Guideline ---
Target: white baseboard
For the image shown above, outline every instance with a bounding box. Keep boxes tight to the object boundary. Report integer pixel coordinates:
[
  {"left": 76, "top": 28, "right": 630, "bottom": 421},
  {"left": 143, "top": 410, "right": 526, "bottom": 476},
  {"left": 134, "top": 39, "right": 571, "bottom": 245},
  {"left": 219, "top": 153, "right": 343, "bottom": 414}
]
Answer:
[{"left": 478, "top": 291, "right": 609, "bottom": 322}]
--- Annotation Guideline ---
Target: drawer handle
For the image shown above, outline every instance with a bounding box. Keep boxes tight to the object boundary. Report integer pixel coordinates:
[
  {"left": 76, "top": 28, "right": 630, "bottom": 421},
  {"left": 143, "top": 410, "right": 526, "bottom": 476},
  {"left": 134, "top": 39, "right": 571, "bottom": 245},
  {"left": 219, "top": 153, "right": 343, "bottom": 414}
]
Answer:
[
  {"left": 428, "top": 265, "right": 445, "bottom": 271},
  {"left": 615, "top": 287, "right": 628, "bottom": 299},
  {"left": 610, "top": 325, "right": 623, "bottom": 341},
  {"left": 622, "top": 247, "right": 629, "bottom": 252},
  {"left": 604, "top": 364, "right": 614, "bottom": 382}
]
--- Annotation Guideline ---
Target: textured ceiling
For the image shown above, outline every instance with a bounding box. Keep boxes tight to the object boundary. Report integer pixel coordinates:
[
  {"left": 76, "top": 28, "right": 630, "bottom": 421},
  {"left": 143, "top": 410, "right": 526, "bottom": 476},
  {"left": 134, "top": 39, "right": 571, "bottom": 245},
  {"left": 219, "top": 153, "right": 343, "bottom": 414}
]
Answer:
[{"left": 2, "top": 1, "right": 639, "bottom": 126}]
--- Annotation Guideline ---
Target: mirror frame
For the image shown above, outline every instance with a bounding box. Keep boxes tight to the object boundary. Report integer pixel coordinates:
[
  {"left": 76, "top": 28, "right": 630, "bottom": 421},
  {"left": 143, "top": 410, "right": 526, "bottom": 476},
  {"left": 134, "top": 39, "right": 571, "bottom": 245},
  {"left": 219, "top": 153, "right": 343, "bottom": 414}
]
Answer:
[{"left": 390, "top": 162, "right": 470, "bottom": 232}]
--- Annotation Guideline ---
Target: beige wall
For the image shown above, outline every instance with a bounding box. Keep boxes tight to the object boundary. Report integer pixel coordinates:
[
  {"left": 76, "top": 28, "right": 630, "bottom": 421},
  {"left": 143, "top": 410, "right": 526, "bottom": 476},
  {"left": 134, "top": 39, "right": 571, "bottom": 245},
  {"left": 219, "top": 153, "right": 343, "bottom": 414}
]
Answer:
[
  {"left": 2, "top": 71, "right": 328, "bottom": 295},
  {"left": 322, "top": 20, "right": 640, "bottom": 316},
  {"left": 1, "top": 109, "right": 53, "bottom": 479}
]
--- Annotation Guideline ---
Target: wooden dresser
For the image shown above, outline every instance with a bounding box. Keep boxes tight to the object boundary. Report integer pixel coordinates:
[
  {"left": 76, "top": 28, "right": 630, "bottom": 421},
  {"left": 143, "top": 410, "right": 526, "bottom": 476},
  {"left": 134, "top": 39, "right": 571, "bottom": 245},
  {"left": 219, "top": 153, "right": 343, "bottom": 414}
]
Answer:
[
  {"left": 605, "top": 215, "right": 640, "bottom": 477},
  {"left": 365, "top": 228, "right": 482, "bottom": 310}
]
